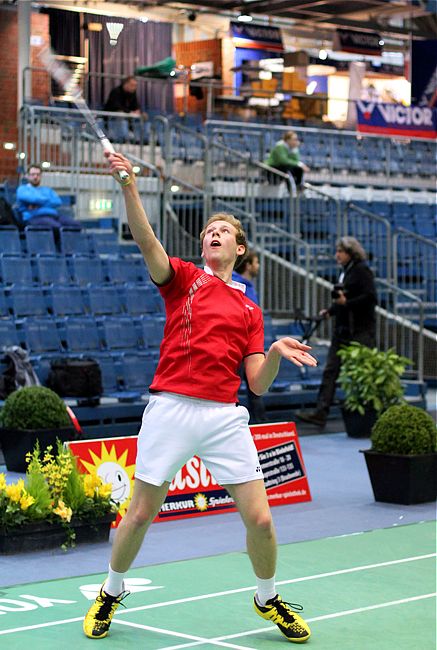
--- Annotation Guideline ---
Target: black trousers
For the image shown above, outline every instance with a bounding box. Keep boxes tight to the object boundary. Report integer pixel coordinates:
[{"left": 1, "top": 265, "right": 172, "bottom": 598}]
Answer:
[
  {"left": 266, "top": 165, "right": 304, "bottom": 189},
  {"left": 316, "top": 331, "right": 376, "bottom": 417}
]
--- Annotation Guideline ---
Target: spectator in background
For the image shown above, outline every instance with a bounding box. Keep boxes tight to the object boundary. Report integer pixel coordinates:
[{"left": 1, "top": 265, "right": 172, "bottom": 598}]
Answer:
[
  {"left": 296, "top": 237, "right": 377, "bottom": 428},
  {"left": 104, "top": 76, "right": 148, "bottom": 143},
  {"left": 233, "top": 250, "right": 268, "bottom": 423},
  {"left": 265, "top": 131, "right": 310, "bottom": 193},
  {"left": 16, "top": 164, "right": 80, "bottom": 230}
]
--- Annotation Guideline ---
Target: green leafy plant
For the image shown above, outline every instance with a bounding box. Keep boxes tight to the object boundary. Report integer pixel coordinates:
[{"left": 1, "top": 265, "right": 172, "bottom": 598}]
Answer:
[
  {"left": 0, "top": 386, "right": 71, "bottom": 430},
  {"left": 337, "top": 343, "right": 410, "bottom": 415},
  {"left": 371, "top": 404, "right": 437, "bottom": 455},
  {"left": 0, "top": 441, "right": 116, "bottom": 548}
]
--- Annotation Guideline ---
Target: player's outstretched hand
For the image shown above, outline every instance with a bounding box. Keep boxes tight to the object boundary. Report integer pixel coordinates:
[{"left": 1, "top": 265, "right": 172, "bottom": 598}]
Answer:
[
  {"left": 105, "top": 151, "right": 134, "bottom": 186},
  {"left": 272, "top": 337, "right": 318, "bottom": 368}
]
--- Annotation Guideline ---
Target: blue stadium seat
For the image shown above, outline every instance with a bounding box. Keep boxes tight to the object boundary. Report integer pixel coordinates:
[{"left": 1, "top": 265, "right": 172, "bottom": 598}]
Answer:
[
  {"left": 416, "top": 220, "right": 436, "bottom": 239},
  {"left": 137, "top": 315, "right": 165, "bottom": 348},
  {"left": 59, "top": 228, "right": 94, "bottom": 255},
  {"left": 87, "top": 285, "right": 123, "bottom": 315},
  {"left": 122, "top": 284, "right": 163, "bottom": 315},
  {"left": 49, "top": 286, "right": 86, "bottom": 316},
  {"left": 69, "top": 255, "right": 106, "bottom": 286},
  {"left": 97, "top": 353, "right": 120, "bottom": 394},
  {"left": 104, "top": 256, "right": 148, "bottom": 284},
  {"left": 0, "top": 319, "right": 20, "bottom": 349},
  {"left": 92, "top": 230, "right": 120, "bottom": 256},
  {"left": 100, "top": 316, "right": 139, "bottom": 350},
  {"left": 270, "top": 358, "right": 305, "bottom": 391},
  {"left": 119, "top": 352, "right": 157, "bottom": 391},
  {"left": 22, "top": 318, "right": 63, "bottom": 353},
  {"left": 0, "top": 290, "right": 9, "bottom": 317},
  {"left": 34, "top": 255, "right": 70, "bottom": 285},
  {"left": 0, "top": 255, "right": 33, "bottom": 285},
  {"left": 0, "top": 226, "right": 21, "bottom": 254},
  {"left": 63, "top": 317, "right": 101, "bottom": 352},
  {"left": 24, "top": 226, "right": 57, "bottom": 255},
  {"left": 10, "top": 287, "right": 48, "bottom": 317}
]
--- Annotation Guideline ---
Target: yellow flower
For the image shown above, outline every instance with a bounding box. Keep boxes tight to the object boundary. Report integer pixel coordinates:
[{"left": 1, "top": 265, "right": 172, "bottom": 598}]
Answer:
[
  {"left": 0, "top": 473, "right": 6, "bottom": 491},
  {"left": 99, "top": 483, "right": 113, "bottom": 499},
  {"left": 20, "top": 493, "right": 35, "bottom": 511},
  {"left": 5, "top": 479, "right": 25, "bottom": 503},
  {"left": 84, "top": 473, "right": 102, "bottom": 497},
  {"left": 53, "top": 499, "right": 73, "bottom": 523}
]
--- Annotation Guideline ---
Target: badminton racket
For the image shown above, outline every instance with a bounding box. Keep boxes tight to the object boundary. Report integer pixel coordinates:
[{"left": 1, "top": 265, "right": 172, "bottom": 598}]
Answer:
[{"left": 39, "top": 47, "right": 130, "bottom": 182}]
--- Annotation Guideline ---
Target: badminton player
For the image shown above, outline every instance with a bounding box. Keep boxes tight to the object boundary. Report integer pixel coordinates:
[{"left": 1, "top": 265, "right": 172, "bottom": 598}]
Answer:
[{"left": 83, "top": 151, "right": 315, "bottom": 642}]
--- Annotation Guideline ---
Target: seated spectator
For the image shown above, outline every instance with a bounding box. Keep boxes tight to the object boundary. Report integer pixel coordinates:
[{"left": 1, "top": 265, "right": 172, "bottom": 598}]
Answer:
[
  {"left": 232, "top": 250, "right": 268, "bottom": 423},
  {"left": 16, "top": 165, "right": 80, "bottom": 230},
  {"left": 104, "top": 76, "right": 148, "bottom": 143},
  {"left": 265, "top": 130, "right": 310, "bottom": 192}
]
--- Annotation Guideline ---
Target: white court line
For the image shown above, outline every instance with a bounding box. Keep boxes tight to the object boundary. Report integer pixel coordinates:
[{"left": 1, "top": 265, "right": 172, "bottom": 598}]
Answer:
[
  {"left": 0, "top": 553, "right": 434, "bottom": 636},
  {"left": 160, "top": 593, "right": 437, "bottom": 650},
  {"left": 113, "top": 618, "right": 256, "bottom": 650},
  {"left": 115, "top": 553, "right": 436, "bottom": 617}
]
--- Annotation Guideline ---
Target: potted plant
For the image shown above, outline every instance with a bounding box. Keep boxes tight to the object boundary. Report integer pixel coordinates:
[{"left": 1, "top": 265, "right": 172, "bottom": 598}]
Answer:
[
  {"left": 337, "top": 343, "right": 410, "bottom": 437},
  {"left": 0, "top": 440, "right": 117, "bottom": 553},
  {"left": 0, "top": 386, "right": 75, "bottom": 472},
  {"left": 362, "top": 404, "right": 437, "bottom": 504}
]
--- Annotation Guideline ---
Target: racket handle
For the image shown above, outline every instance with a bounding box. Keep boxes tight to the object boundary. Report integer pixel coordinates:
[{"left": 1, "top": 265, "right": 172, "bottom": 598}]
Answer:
[{"left": 101, "top": 138, "right": 131, "bottom": 182}]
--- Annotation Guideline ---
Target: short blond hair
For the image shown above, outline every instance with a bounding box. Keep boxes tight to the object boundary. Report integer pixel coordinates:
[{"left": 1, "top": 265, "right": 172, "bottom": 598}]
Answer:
[{"left": 200, "top": 213, "right": 248, "bottom": 267}]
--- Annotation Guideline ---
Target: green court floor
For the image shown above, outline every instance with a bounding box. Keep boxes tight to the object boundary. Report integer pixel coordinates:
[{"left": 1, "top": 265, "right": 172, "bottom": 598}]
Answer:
[{"left": 0, "top": 521, "right": 435, "bottom": 650}]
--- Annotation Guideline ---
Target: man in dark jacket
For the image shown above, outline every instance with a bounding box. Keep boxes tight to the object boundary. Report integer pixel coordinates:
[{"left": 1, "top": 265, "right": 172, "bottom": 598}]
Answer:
[
  {"left": 104, "top": 76, "right": 148, "bottom": 143},
  {"left": 296, "top": 237, "right": 377, "bottom": 427}
]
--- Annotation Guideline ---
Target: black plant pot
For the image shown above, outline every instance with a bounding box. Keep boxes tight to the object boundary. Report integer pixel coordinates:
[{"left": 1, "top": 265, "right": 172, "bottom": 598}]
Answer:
[
  {"left": 362, "top": 450, "right": 437, "bottom": 505},
  {"left": 341, "top": 407, "right": 377, "bottom": 438},
  {"left": 0, "top": 427, "right": 75, "bottom": 472},
  {"left": 0, "top": 512, "right": 117, "bottom": 554}
]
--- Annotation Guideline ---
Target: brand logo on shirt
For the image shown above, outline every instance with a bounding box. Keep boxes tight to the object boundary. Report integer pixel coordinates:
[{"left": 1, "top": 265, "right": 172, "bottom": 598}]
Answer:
[{"left": 245, "top": 304, "right": 254, "bottom": 310}]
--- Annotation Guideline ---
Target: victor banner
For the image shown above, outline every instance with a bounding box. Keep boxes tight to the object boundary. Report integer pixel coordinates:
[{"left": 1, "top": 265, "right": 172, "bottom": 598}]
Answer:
[
  {"left": 356, "top": 100, "right": 437, "bottom": 139},
  {"left": 67, "top": 422, "right": 311, "bottom": 525}
]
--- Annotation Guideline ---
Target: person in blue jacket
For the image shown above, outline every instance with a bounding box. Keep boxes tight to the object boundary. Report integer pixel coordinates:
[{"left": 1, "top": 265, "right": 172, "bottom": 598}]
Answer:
[
  {"left": 233, "top": 250, "right": 268, "bottom": 423},
  {"left": 16, "top": 165, "right": 80, "bottom": 229}
]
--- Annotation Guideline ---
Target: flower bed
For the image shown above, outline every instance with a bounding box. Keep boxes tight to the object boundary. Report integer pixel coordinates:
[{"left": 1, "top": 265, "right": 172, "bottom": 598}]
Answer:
[{"left": 0, "top": 441, "right": 117, "bottom": 552}]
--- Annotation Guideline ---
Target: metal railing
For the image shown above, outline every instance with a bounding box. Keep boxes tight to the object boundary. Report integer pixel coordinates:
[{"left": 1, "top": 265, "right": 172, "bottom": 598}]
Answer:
[
  {"left": 374, "top": 279, "right": 425, "bottom": 381},
  {"left": 393, "top": 228, "right": 437, "bottom": 320},
  {"left": 205, "top": 120, "right": 436, "bottom": 190},
  {"left": 15, "top": 105, "right": 434, "bottom": 380},
  {"left": 345, "top": 203, "right": 393, "bottom": 283}
]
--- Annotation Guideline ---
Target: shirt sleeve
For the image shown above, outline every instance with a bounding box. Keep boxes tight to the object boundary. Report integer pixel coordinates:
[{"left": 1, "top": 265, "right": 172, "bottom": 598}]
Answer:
[
  {"left": 157, "top": 257, "right": 197, "bottom": 299},
  {"left": 244, "top": 306, "right": 265, "bottom": 357}
]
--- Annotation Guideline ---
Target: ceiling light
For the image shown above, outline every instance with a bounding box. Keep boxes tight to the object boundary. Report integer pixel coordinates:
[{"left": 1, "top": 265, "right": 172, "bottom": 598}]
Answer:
[
  {"left": 132, "top": 166, "right": 141, "bottom": 174},
  {"left": 41, "top": 161, "right": 51, "bottom": 169},
  {"left": 318, "top": 49, "right": 328, "bottom": 60},
  {"left": 170, "top": 185, "right": 180, "bottom": 193},
  {"left": 3, "top": 142, "right": 16, "bottom": 150},
  {"left": 238, "top": 14, "right": 253, "bottom": 22}
]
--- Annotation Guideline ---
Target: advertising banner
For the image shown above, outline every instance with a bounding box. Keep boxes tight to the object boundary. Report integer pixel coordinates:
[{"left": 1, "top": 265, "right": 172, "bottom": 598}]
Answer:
[
  {"left": 356, "top": 100, "right": 437, "bottom": 139},
  {"left": 333, "top": 29, "right": 381, "bottom": 56},
  {"left": 67, "top": 422, "right": 311, "bottom": 526},
  {"left": 230, "top": 21, "right": 283, "bottom": 51}
]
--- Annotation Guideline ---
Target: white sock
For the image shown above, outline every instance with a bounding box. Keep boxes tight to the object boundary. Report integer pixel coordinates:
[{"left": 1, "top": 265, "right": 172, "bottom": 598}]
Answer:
[
  {"left": 103, "top": 564, "right": 125, "bottom": 597},
  {"left": 255, "top": 576, "right": 276, "bottom": 606}
]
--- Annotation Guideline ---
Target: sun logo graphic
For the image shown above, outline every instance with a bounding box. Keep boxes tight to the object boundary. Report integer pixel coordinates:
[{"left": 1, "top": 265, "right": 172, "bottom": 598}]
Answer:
[
  {"left": 80, "top": 444, "right": 136, "bottom": 521},
  {"left": 194, "top": 492, "right": 209, "bottom": 511}
]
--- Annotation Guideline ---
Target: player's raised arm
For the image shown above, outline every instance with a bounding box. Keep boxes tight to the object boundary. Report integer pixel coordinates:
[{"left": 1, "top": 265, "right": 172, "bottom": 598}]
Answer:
[{"left": 106, "top": 151, "right": 172, "bottom": 285}]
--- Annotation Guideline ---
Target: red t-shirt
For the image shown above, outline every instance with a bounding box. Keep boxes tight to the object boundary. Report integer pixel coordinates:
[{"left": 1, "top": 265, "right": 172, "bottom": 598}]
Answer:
[{"left": 149, "top": 257, "right": 264, "bottom": 403}]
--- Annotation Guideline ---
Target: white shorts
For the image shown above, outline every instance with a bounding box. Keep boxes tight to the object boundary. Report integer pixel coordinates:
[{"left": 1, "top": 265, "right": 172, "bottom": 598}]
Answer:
[{"left": 135, "top": 392, "right": 263, "bottom": 486}]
